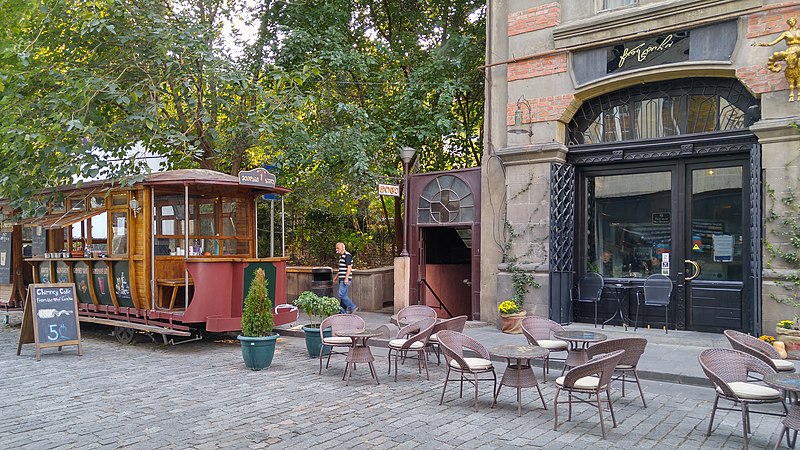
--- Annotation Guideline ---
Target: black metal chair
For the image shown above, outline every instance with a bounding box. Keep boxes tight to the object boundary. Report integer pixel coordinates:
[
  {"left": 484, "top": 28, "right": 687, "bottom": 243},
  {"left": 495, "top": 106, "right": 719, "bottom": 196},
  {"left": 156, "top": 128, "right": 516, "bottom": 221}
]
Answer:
[
  {"left": 635, "top": 274, "right": 673, "bottom": 333},
  {"left": 572, "top": 272, "right": 604, "bottom": 327}
]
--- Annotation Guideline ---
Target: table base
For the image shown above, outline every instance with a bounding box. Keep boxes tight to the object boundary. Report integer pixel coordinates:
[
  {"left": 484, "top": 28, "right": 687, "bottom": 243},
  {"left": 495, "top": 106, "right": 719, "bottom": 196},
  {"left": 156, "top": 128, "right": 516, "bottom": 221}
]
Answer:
[
  {"left": 344, "top": 346, "right": 379, "bottom": 385},
  {"left": 493, "top": 362, "right": 547, "bottom": 416}
]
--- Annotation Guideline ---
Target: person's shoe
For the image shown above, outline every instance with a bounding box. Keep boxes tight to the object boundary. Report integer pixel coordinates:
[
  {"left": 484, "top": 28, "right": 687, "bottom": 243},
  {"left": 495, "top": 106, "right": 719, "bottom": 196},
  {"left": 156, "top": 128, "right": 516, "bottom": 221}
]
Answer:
[{"left": 348, "top": 306, "right": 359, "bottom": 314}]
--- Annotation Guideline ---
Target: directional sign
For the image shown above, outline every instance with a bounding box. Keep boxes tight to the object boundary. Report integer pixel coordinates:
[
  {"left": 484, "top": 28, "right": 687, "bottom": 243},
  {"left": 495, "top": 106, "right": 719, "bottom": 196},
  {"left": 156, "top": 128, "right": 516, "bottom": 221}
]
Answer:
[{"left": 378, "top": 184, "right": 400, "bottom": 197}]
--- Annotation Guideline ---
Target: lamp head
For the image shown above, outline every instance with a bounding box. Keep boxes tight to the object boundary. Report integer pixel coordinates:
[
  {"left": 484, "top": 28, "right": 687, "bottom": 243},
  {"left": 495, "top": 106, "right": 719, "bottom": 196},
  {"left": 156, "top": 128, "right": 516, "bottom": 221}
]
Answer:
[
  {"left": 129, "top": 197, "right": 141, "bottom": 217},
  {"left": 508, "top": 95, "right": 533, "bottom": 140},
  {"left": 399, "top": 146, "right": 416, "bottom": 164}
]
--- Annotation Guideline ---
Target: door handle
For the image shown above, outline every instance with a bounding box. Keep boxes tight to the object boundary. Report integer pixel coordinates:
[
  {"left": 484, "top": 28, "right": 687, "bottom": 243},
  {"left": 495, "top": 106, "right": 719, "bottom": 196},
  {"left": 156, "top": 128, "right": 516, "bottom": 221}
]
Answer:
[{"left": 685, "top": 259, "right": 701, "bottom": 281}]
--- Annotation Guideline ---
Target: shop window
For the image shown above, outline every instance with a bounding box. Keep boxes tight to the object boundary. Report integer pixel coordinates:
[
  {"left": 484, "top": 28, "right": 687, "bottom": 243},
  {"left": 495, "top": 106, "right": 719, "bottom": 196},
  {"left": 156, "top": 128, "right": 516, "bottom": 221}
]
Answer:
[
  {"left": 602, "top": 0, "right": 636, "bottom": 10},
  {"left": 569, "top": 78, "right": 757, "bottom": 145},
  {"left": 586, "top": 172, "right": 672, "bottom": 279}
]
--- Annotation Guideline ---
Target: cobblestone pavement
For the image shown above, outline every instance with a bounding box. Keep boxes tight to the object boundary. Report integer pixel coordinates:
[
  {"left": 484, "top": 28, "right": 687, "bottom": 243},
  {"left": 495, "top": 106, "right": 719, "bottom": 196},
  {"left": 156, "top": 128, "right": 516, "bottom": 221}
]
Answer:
[{"left": 1, "top": 320, "right": 789, "bottom": 449}]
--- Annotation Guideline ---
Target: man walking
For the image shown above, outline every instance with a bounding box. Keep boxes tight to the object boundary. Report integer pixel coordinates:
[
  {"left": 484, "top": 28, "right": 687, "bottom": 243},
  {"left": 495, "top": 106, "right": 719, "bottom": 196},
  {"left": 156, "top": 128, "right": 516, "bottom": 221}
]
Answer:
[{"left": 334, "top": 242, "right": 358, "bottom": 314}]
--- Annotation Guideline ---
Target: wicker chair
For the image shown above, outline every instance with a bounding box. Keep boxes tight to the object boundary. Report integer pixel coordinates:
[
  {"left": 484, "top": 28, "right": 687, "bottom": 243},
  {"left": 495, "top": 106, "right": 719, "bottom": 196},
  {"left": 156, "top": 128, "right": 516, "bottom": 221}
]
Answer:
[
  {"left": 521, "top": 316, "right": 568, "bottom": 381},
  {"left": 437, "top": 330, "right": 497, "bottom": 412},
  {"left": 572, "top": 272, "right": 604, "bottom": 327},
  {"left": 553, "top": 349, "right": 626, "bottom": 439},
  {"left": 427, "top": 315, "right": 468, "bottom": 365},
  {"left": 724, "top": 329, "right": 796, "bottom": 375},
  {"left": 318, "top": 314, "right": 366, "bottom": 375},
  {"left": 387, "top": 318, "right": 436, "bottom": 382},
  {"left": 698, "top": 348, "right": 787, "bottom": 450},
  {"left": 396, "top": 304, "right": 437, "bottom": 327},
  {"left": 635, "top": 274, "right": 673, "bottom": 333},
  {"left": 585, "top": 337, "right": 649, "bottom": 407}
]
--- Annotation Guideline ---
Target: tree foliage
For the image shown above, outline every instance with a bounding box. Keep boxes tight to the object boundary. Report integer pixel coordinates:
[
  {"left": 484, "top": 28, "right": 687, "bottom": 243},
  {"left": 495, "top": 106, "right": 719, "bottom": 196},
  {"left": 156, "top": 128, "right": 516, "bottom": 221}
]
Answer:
[{"left": 0, "top": 0, "right": 486, "bottom": 266}]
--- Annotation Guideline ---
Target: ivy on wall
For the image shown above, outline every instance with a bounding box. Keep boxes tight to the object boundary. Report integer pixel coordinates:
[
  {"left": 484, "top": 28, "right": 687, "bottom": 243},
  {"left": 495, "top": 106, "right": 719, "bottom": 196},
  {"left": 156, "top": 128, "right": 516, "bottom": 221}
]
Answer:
[{"left": 765, "top": 183, "right": 800, "bottom": 307}]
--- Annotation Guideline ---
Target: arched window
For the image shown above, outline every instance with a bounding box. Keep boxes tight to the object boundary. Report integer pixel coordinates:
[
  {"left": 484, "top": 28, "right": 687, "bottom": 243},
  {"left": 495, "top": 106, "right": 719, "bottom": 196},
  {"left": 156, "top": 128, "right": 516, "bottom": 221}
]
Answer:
[
  {"left": 568, "top": 78, "right": 758, "bottom": 145},
  {"left": 417, "top": 175, "right": 473, "bottom": 224}
]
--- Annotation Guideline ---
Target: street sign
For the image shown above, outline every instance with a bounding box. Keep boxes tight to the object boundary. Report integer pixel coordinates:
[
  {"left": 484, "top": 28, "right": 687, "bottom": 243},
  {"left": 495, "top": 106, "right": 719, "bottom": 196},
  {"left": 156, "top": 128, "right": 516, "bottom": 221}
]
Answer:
[{"left": 378, "top": 184, "right": 400, "bottom": 197}]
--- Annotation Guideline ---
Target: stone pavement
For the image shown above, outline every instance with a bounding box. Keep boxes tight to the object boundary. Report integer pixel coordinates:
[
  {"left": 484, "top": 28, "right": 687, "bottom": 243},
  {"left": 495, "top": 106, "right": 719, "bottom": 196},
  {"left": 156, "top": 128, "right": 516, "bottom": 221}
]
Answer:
[{"left": 1, "top": 313, "right": 793, "bottom": 449}]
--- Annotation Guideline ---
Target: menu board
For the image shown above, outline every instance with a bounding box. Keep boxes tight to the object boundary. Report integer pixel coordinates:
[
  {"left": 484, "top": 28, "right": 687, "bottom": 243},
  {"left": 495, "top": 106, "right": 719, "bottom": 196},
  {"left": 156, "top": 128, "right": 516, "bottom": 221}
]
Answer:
[
  {"left": 92, "top": 262, "right": 113, "bottom": 306},
  {"left": 31, "top": 226, "right": 46, "bottom": 257},
  {"left": 112, "top": 261, "right": 134, "bottom": 307},
  {"left": 17, "top": 283, "right": 83, "bottom": 361},
  {"left": 0, "top": 231, "right": 11, "bottom": 284}
]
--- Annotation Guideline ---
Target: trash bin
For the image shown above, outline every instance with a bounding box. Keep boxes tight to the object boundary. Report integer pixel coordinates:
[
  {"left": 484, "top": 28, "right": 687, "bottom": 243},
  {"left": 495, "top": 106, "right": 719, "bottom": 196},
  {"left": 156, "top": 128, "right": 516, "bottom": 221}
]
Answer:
[{"left": 310, "top": 267, "right": 333, "bottom": 298}]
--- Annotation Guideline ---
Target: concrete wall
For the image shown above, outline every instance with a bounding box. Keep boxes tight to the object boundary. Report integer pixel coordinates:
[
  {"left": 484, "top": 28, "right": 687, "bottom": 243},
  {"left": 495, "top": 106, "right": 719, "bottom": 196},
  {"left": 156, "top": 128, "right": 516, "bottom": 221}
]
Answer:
[{"left": 287, "top": 266, "right": 393, "bottom": 312}]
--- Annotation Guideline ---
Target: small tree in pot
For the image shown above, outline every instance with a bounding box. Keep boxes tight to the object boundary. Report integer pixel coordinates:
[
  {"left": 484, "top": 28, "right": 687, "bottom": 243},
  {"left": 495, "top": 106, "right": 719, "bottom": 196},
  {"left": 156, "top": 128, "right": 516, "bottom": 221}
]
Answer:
[
  {"left": 294, "top": 290, "right": 340, "bottom": 357},
  {"left": 238, "top": 268, "right": 279, "bottom": 370}
]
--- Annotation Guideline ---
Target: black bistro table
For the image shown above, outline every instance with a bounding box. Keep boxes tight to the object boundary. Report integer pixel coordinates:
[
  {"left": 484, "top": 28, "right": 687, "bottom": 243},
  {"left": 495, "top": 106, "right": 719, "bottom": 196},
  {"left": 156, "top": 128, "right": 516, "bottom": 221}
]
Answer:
[
  {"left": 552, "top": 330, "right": 607, "bottom": 370},
  {"left": 602, "top": 282, "right": 634, "bottom": 329},
  {"left": 765, "top": 372, "right": 800, "bottom": 448},
  {"left": 335, "top": 329, "right": 382, "bottom": 386},
  {"left": 489, "top": 344, "right": 550, "bottom": 416}
]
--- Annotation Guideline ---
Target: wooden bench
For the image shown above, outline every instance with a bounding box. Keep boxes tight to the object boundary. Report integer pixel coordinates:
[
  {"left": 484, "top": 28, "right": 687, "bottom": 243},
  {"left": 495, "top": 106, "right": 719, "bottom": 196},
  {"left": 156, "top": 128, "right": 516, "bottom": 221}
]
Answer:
[{"left": 157, "top": 278, "right": 194, "bottom": 309}]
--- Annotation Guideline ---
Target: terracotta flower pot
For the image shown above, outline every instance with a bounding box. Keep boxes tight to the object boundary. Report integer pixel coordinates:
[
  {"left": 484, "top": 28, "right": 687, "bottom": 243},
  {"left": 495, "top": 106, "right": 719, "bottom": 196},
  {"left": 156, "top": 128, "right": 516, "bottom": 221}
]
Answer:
[
  {"left": 499, "top": 311, "right": 527, "bottom": 334},
  {"left": 776, "top": 327, "right": 800, "bottom": 359}
]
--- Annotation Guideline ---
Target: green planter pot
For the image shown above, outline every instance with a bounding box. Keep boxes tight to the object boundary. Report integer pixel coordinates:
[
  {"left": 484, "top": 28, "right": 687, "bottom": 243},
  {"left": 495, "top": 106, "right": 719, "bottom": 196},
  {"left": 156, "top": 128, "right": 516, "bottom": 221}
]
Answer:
[
  {"left": 302, "top": 325, "right": 332, "bottom": 357},
  {"left": 238, "top": 333, "right": 280, "bottom": 371}
]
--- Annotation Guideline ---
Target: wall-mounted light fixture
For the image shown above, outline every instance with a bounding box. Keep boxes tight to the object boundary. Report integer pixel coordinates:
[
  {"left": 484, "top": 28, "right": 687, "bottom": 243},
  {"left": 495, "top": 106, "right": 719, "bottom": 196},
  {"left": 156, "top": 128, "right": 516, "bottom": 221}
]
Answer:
[
  {"left": 129, "top": 197, "right": 141, "bottom": 217},
  {"left": 509, "top": 95, "right": 533, "bottom": 142}
]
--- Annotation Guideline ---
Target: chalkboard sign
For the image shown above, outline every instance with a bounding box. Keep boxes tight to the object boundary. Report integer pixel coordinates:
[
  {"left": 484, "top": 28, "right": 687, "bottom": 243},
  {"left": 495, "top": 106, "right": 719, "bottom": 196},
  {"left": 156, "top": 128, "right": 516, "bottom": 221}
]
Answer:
[
  {"left": 17, "top": 283, "right": 83, "bottom": 361},
  {"left": 0, "top": 231, "right": 11, "bottom": 284},
  {"left": 31, "top": 226, "right": 46, "bottom": 257}
]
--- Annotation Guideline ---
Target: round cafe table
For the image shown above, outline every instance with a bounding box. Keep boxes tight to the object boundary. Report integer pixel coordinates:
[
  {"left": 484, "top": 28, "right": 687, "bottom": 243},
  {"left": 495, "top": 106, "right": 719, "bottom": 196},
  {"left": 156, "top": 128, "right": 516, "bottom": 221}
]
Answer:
[
  {"left": 764, "top": 372, "right": 800, "bottom": 448},
  {"left": 489, "top": 344, "right": 550, "bottom": 416},
  {"left": 335, "top": 329, "right": 382, "bottom": 386},
  {"left": 552, "top": 330, "right": 607, "bottom": 370}
]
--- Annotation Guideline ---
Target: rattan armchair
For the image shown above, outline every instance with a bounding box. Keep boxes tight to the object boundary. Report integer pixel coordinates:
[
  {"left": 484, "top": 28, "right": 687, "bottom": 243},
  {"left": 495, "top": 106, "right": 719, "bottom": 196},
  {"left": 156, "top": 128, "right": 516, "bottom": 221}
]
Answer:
[
  {"left": 396, "top": 304, "right": 437, "bottom": 327},
  {"left": 387, "top": 317, "right": 436, "bottom": 382},
  {"left": 521, "top": 316, "right": 568, "bottom": 381},
  {"left": 724, "top": 329, "right": 796, "bottom": 374},
  {"left": 585, "top": 337, "right": 648, "bottom": 407},
  {"left": 553, "top": 349, "right": 626, "bottom": 439},
  {"left": 437, "top": 330, "right": 497, "bottom": 412},
  {"left": 427, "top": 315, "right": 468, "bottom": 365},
  {"left": 698, "top": 348, "right": 787, "bottom": 450},
  {"left": 318, "top": 314, "right": 366, "bottom": 375}
]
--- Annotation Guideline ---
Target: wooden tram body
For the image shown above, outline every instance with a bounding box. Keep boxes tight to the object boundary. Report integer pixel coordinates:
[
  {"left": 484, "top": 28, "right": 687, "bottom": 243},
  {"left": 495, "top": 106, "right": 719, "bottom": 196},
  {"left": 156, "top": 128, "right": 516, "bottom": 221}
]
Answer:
[{"left": 0, "top": 169, "right": 297, "bottom": 341}]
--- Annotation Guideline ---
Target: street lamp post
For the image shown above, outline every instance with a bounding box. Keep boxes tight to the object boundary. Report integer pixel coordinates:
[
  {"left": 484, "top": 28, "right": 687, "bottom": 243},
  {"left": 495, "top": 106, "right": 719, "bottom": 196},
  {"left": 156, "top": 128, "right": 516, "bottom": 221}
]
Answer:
[{"left": 399, "top": 146, "right": 416, "bottom": 257}]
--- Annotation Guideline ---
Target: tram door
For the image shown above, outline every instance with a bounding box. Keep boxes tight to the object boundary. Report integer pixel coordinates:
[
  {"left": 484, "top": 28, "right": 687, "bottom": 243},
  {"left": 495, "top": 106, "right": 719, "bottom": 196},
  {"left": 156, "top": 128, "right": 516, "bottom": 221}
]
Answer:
[{"left": 684, "top": 161, "right": 748, "bottom": 333}]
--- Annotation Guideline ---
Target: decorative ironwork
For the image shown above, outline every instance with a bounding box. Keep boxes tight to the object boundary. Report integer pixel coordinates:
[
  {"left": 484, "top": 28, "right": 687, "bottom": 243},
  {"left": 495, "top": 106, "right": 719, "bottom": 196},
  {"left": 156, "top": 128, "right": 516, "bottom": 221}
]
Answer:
[
  {"left": 417, "top": 175, "right": 474, "bottom": 224},
  {"left": 568, "top": 78, "right": 759, "bottom": 145},
  {"left": 749, "top": 143, "right": 763, "bottom": 335},
  {"left": 549, "top": 163, "right": 575, "bottom": 324}
]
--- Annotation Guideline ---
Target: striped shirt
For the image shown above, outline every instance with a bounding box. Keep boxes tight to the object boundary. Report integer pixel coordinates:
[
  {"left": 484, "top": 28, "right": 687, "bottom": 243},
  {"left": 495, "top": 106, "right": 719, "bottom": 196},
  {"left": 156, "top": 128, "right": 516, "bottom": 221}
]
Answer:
[{"left": 338, "top": 252, "right": 353, "bottom": 282}]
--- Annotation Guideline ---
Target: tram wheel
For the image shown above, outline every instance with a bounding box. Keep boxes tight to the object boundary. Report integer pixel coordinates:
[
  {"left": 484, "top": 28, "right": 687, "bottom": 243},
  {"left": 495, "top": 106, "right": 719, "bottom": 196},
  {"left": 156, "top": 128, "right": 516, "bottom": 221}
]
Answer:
[{"left": 114, "top": 327, "right": 136, "bottom": 344}]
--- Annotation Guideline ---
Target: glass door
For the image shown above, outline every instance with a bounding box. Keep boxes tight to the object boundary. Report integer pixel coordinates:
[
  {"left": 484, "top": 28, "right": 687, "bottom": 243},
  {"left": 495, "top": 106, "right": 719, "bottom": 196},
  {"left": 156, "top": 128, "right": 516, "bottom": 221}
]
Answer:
[{"left": 685, "top": 163, "right": 747, "bottom": 332}]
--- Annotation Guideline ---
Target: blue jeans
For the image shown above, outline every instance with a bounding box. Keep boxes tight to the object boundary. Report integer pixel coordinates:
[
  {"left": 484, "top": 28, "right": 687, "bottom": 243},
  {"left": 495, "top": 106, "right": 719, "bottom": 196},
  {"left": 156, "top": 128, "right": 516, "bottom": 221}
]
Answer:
[{"left": 338, "top": 280, "right": 356, "bottom": 312}]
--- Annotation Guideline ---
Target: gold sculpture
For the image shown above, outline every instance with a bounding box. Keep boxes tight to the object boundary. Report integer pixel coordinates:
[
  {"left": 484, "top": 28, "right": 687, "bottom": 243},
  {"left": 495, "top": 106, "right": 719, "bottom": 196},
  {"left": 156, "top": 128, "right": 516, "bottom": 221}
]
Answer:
[{"left": 753, "top": 17, "right": 800, "bottom": 102}]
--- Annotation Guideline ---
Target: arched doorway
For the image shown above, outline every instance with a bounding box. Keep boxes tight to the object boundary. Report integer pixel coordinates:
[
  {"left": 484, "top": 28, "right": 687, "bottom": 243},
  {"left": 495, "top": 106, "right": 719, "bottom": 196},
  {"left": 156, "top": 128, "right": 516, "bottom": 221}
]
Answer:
[
  {"left": 554, "top": 77, "right": 761, "bottom": 333},
  {"left": 408, "top": 168, "right": 481, "bottom": 320}
]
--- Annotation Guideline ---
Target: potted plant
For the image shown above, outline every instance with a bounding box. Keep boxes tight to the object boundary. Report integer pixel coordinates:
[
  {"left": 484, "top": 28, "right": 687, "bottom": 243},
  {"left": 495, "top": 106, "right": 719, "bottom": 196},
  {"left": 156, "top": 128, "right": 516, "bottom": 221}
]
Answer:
[
  {"left": 498, "top": 299, "right": 527, "bottom": 334},
  {"left": 237, "top": 268, "right": 279, "bottom": 370},
  {"left": 293, "top": 290, "right": 341, "bottom": 357}
]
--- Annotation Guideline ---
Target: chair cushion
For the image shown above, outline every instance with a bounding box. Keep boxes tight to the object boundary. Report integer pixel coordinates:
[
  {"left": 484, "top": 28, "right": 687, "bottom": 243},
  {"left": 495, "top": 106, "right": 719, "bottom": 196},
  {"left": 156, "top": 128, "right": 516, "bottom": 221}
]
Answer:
[
  {"left": 449, "top": 357, "right": 492, "bottom": 370},
  {"left": 429, "top": 333, "right": 438, "bottom": 342},
  {"left": 555, "top": 375, "right": 600, "bottom": 390},
  {"left": 322, "top": 336, "right": 353, "bottom": 345},
  {"left": 389, "top": 338, "right": 424, "bottom": 349},
  {"left": 720, "top": 382, "right": 781, "bottom": 400},
  {"left": 616, "top": 364, "right": 635, "bottom": 370},
  {"left": 772, "top": 358, "right": 795, "bottom": 371},
  {"left": 538, "top": 339, "right": 568, "bottom": 351}
]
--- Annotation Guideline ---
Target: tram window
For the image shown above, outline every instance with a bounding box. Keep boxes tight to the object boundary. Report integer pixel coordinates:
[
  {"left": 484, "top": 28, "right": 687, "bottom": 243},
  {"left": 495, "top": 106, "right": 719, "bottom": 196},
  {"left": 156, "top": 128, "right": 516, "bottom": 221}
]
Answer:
[
  {"left": 222, "top": 198, "right": 248, "bottom": 237},
  {"left": 586, "top": 172, "right": 672, "bottom": 279},
  {"left": 110, "top": 212, "right": 127, "bottom": 255}
]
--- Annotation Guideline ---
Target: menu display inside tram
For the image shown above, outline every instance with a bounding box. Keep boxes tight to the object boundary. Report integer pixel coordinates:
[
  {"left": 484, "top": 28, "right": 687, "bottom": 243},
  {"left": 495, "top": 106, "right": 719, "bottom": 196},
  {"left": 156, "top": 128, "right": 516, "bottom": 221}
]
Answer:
[{"left": 0, "top": 232, "right": 11, "bottom": 284}]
